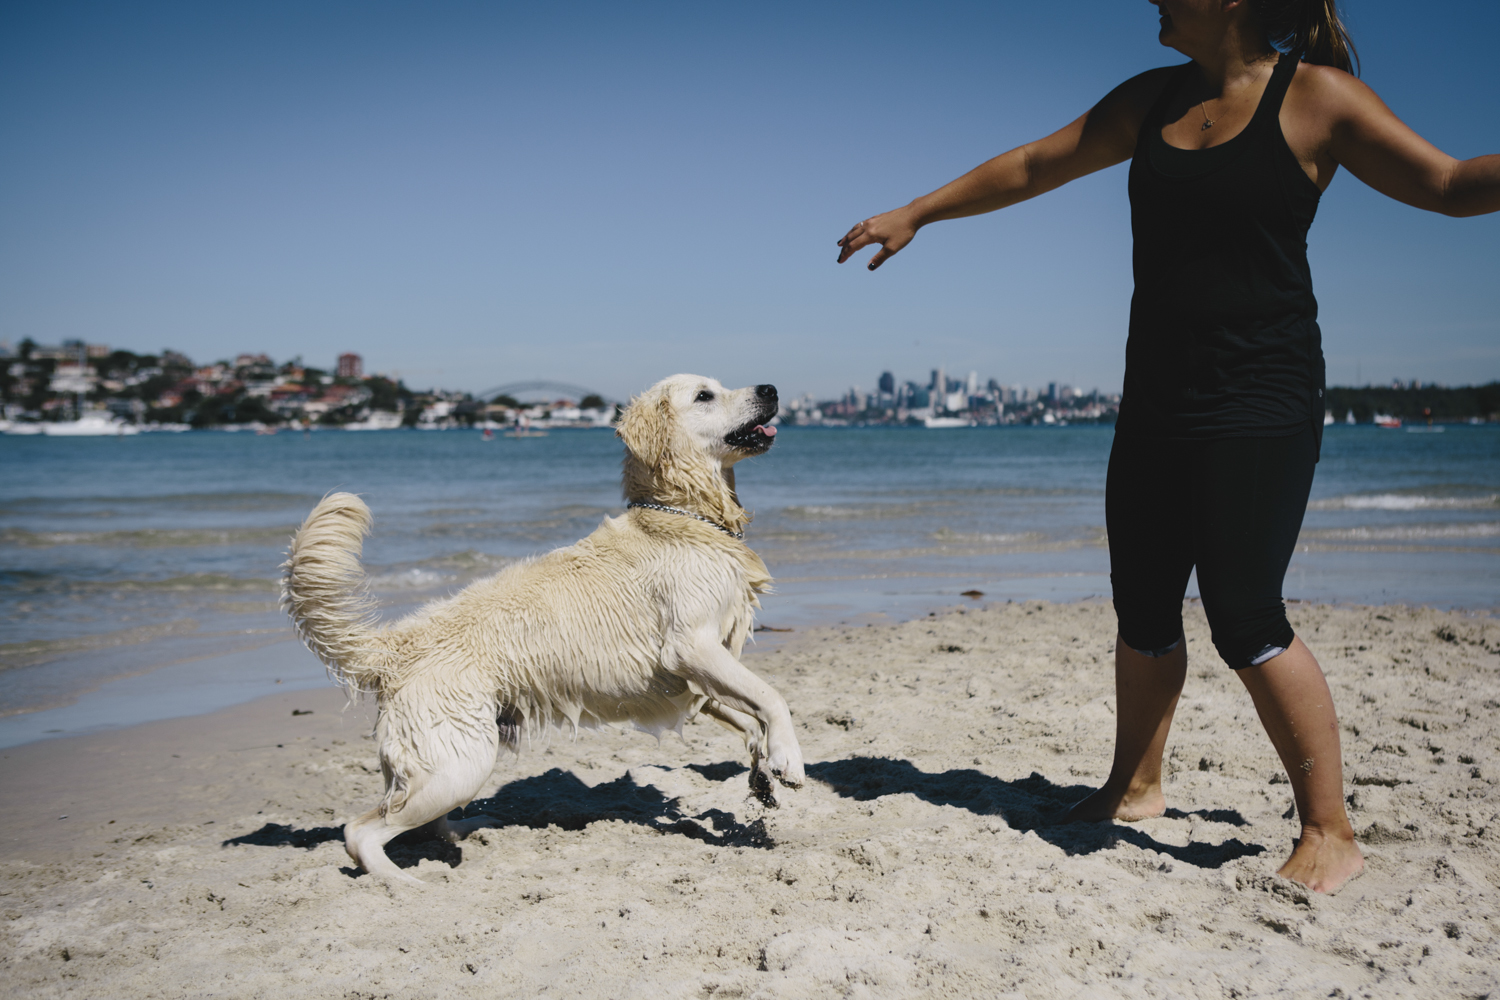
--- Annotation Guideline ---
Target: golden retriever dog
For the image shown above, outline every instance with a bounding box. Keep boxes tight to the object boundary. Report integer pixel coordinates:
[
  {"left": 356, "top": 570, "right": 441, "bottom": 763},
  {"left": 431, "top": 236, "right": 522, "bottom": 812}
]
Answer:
[{"left": 280, "top": 374, "right": 803, "bottom": 886}]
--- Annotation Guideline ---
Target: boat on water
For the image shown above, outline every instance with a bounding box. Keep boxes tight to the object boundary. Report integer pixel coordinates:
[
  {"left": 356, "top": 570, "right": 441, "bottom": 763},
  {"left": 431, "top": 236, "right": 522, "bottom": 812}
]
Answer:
[
  {"left": 923, "top": 416, "right": 973, "bottom": 429},
  {"left": 1373, "top": 413, "right": 1402, "bottom": 428},
  {"left": 1408, "top": 408, "right": 1444, "bottom": 433},
  {"left": 8, "top": 413, "right": 142, "bottom": 436},
  {"left": 342, "top": 410, "right": 404, "bottom": 431},
  {"left": 505, "top": 414, "right": 548, "bottom": 437}
]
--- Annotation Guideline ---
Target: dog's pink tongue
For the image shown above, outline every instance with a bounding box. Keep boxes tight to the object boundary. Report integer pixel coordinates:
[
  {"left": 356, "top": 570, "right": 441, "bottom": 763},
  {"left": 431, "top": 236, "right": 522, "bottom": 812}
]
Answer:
[{"left": 755, "top": 424, "right": 777, "bottom": 437}]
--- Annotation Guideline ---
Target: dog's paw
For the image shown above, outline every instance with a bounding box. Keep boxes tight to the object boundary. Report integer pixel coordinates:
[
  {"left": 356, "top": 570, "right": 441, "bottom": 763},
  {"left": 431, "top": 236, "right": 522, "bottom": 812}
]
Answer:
[
  {"left": 748, "top": 761, "right": 780, "bottom": 808},
  {"left": 446, "top": 815, "right": 500, "bottom": 840},
  {"left": 767, "top": 748, "right": 805, "bottom": 790},
  {"left": 376, "top": 870, "right": 429, "bottom": 890}
]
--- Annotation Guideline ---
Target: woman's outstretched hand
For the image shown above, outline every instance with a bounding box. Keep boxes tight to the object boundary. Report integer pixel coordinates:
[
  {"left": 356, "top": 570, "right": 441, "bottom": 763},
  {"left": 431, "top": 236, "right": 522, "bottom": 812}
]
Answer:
[{"left": 836, "top": 206, "right": 920, "bottom": 271}]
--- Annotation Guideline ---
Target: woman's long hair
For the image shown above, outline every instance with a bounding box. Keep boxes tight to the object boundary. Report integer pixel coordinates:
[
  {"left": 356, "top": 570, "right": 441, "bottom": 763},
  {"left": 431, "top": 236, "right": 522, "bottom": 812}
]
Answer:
[{"left": 1252, "top": 0, "right": 1359, "bottom": 75}]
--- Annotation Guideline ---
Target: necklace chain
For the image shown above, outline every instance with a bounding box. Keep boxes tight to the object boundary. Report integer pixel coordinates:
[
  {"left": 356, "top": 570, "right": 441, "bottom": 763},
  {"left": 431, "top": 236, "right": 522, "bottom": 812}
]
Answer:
[
  {"left": 626, "top": 501, "right": 743, "bottom": 539},
  {"left": 1196, "top": 54, "right": 1277, "bottom": 132}
]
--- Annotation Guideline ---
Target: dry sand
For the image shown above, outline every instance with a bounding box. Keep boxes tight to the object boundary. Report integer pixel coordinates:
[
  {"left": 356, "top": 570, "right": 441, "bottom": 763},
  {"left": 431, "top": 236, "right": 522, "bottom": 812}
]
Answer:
[{"left": 2, "top": 600, "right": 1498, "bottom": 999}]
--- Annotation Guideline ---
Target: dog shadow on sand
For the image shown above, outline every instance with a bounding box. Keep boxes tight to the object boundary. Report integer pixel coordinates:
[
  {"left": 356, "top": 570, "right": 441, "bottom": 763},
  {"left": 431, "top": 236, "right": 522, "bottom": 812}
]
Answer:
[
  {"left": 807, "top": 756, "right": 1265, "bottom": 868},
  {"left": 223, "top": 757, "right": 1262, "bottom": 875},
  {"left": 222, "top": 765, "right": 772, "bottom": 876}
]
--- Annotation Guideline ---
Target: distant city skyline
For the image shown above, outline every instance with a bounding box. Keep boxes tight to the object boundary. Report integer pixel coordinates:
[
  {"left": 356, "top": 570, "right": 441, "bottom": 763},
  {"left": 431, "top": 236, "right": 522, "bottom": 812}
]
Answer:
[
  {"left": 4, "top": 334, "right": 1489, "bottom": 411},
  {"left": 2, "top": 1, "right": 1496, "bottom": 400},
  {"left": 5, "top": 336, "right": 1489, "bottom": 434}
]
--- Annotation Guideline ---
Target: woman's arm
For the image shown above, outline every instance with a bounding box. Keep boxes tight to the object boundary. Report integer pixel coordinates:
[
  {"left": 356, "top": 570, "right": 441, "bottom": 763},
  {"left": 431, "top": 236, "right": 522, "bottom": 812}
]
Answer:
[
  {"left": 837, "top": 67, "right": 1175, "bottom": 270},
  {"left": 1302, "top": 66, "right": 1500, "bottom": 217}
]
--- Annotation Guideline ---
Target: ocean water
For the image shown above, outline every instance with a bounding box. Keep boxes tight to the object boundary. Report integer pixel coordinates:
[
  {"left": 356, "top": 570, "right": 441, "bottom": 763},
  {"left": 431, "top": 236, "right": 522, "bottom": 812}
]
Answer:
[{"left": 2, "top": 424, "right": 1496, "bottom": 745}]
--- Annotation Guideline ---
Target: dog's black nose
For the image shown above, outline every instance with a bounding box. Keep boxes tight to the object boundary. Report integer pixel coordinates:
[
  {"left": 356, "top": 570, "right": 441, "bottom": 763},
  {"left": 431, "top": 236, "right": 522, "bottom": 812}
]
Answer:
[{"left": 755, "top": 384, "right": 777, "bottom": 401}]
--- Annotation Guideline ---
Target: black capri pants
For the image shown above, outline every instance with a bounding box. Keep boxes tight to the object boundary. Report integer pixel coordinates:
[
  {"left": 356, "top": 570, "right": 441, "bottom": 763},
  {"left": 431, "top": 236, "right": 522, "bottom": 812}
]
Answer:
[{"left": 1106, "top": 426, "right": 1317, "bottom": 669}]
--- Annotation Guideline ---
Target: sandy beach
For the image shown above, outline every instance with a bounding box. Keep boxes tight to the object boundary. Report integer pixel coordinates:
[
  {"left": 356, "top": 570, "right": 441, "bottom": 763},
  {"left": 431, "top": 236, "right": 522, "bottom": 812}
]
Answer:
[{"left": 2, "top": 599, "right": 1497, "bottom": 998}]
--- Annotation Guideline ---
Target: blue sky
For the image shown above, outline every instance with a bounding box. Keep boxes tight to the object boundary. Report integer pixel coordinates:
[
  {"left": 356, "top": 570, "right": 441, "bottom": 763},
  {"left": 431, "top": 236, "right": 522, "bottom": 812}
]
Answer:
[{"left": 2, "top": 1, "right": 1496, "bottom": 400}]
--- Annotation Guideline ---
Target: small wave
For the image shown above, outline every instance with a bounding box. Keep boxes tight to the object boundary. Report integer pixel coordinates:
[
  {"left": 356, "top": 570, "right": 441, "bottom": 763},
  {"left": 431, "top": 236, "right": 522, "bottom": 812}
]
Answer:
[
  {"left": 413, "top": 550, "right": 515, "bottom": 572},
  {"left": 361, "top": 550, "right": 516, "bottom": 589},
  {"left": 1302, "top": 522, "right": 1500, "bottom": 542},
  {"left": 770, "top": 537, "right": 1095, "bottom": 565},
  {"left": 0, "top": 619, "right": 200, "bottom": 672},
  {"left": 0, "top": 491, "right": 317, "bottom": 514},
  {"left": 0, "top": 527, "right": 294, "bottom": 548},
  {"left": 366, "top": 568, "right": 455, "bottom": 590},
  {"left": 418, "top": 506, "right": 612, "bottom": 539},
  {"left": 782, "top": 502, "right": 953, "bottom": 521},
  {"left": 209, "top": 600, "right": 282, "bottom": 614},
  {"left": 0, "top": 572, "right": 277, "bottom": 595},
  {"left": 881, "top": 486, "right": 1094, "bottom": 499},
  {"left": 417, "top": 521, "right": 509, "bottom": 538},
  {"left": 930, "top": 527, "right": 1047, "bottom": 544},
  {"left": 748, "top": 529, "right": 835, "bottom": 543},
  {"left": 1309, "top": 492, "right": 1500, "bottom": 511}
]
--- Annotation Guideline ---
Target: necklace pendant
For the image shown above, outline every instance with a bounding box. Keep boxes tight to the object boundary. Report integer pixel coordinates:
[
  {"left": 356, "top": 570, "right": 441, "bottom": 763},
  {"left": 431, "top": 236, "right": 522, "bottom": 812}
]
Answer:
[{"left": 1200, "top": 119, "right": 1215, "bottom": 131}]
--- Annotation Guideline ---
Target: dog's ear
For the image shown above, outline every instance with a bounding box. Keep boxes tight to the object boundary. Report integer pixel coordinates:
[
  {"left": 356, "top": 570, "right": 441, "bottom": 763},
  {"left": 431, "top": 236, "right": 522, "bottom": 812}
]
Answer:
[{"left": 616, "top": 390, "right": 678, "bottom": 471}]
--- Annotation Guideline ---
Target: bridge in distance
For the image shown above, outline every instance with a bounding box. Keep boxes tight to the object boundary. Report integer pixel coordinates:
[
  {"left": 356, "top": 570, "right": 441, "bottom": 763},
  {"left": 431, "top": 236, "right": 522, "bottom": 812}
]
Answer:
[{"left": 474, "top": 380, "right": 611, "bottom": 404}]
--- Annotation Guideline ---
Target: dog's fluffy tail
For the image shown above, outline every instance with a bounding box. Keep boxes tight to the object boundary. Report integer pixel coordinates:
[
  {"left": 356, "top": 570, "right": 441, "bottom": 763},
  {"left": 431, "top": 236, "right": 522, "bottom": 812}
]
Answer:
[{"left": 280, "top": 492, "right": 387, "bottom": 694}]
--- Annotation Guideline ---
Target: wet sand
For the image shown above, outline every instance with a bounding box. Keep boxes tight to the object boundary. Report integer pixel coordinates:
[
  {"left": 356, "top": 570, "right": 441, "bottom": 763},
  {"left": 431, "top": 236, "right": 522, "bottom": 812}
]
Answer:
[{"left": 2, "top": 600, "right": 1497, "bottom": 998}]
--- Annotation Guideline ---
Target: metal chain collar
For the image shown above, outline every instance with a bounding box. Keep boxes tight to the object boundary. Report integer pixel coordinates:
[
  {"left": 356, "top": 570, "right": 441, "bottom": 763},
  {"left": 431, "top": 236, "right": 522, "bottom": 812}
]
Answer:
[{"left": 625, "top": 501, "right": 743, "bottom": 540}]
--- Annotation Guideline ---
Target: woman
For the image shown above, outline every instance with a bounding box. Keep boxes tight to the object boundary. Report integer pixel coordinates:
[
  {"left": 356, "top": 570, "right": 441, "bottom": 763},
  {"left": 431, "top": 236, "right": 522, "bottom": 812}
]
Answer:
[{"left": 837, "top": 0, "right": 1498, "bottom": 894}]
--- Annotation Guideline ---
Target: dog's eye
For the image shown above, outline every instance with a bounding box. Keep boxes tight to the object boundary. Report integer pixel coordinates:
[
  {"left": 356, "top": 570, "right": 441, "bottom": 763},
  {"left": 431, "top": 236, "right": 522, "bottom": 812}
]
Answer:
[{"left": 695, "top": 390, "right": 714, "bottom": 403}]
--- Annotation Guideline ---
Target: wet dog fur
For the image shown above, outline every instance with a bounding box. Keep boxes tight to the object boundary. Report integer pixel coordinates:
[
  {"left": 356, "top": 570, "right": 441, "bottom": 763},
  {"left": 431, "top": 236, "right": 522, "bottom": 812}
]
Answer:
[{"left": 280, "top": 375, "right": 803, "bottom": 885}]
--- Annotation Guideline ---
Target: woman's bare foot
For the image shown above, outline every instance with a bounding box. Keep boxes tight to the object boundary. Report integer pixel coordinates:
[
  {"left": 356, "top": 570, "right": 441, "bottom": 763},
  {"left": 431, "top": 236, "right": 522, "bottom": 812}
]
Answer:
[
  {"left": 1061, "top": 782, "right": 1166, "bottom": 823},
  {"left": 1277, "top": 827, "right": 1364, "bottom": 893}
]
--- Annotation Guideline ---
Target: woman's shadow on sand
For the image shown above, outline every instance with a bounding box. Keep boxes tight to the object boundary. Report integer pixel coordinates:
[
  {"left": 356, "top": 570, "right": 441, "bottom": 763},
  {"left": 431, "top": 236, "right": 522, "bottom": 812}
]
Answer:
[
  {"left": 223, "top": 756, "right": 1261, "bottom": 874},
  {"left": 807, "top": 756, "right": 1264, "bottom": 868}
]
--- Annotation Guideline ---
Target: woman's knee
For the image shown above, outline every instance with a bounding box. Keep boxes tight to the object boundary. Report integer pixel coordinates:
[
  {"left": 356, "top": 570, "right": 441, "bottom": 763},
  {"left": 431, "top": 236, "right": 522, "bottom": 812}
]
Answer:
[
  {"left": 1113, "top": 589, "right": 1184, "bottom": 658},
  {"left": 1204, "top": 599, "right": 1295, "bottom": 669}
]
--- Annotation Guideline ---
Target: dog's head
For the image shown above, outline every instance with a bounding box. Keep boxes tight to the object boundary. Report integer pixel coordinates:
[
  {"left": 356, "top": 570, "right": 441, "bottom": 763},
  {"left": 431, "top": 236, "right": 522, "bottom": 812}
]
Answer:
[{"left": 616, "top": 375, "right": 779, "bottom": 534}]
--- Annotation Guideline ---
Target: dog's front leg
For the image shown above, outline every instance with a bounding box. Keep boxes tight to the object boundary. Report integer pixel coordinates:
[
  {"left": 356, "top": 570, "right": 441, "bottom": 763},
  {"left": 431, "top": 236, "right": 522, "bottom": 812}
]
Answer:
[
  {"left": 697, "top": 698, "right": 763, "bottom": 752},
  {"left": 672, "top": 631, "right": 805, "bottom": 794}
]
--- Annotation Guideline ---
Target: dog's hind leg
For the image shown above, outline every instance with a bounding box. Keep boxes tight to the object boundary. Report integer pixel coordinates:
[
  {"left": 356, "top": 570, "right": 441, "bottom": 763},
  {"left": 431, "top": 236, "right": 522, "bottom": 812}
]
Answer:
[
  {"left": 434, "top": 705, "right": 524, "bottom": 839},
  {"left": 344, "top": 723, "right": 499, "bottom": 887}
]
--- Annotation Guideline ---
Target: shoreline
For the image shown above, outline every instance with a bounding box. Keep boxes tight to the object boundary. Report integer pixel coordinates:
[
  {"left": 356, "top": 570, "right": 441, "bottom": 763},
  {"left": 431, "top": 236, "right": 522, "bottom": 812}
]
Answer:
[
  {"left": 2, "top": 598, "right": 1497, "bottom": 996},
  {"left": 0, "top": 685, "right": 376, "bottom": 865},
  {"left": 5, "top": 587, "right": 1496, "bottom": 753}
]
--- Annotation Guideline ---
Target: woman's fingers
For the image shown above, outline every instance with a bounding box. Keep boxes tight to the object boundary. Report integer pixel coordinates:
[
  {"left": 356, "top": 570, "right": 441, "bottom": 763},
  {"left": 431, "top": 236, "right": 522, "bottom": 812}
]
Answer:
[
  {"left": 837, "top": 211, "right": 914, "bottom": 268},
  {"left": 836, "top": 222, "right": 871, "bottom": 262}
]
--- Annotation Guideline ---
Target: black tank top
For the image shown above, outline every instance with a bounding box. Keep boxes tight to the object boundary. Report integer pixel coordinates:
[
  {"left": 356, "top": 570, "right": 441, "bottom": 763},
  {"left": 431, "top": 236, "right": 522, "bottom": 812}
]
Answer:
[{"left": 1118, "top": 52, "right": 1325, "bottom": 443}]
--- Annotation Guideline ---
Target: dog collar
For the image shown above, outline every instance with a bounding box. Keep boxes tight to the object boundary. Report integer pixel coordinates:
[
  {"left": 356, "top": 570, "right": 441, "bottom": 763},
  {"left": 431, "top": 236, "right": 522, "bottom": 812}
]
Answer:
[{"left": 626, "top": 501, "right": 743, "bottom": 540}]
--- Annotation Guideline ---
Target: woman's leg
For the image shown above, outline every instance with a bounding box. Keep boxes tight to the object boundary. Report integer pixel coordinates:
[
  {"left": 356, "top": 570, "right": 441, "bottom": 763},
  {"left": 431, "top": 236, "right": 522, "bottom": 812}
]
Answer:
[
  {"left": 1195, "top": 430, "right": 1362, "bottom": 893},
  {"left": 1236, "top": 638, "right": 1363, "bottom": 892},
  {"left": 1066, "top": 432, "right": 1194, "bottom": 823},
  {"left": 1064, "top": 636, "right": 1187, "bottom": 822}
]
